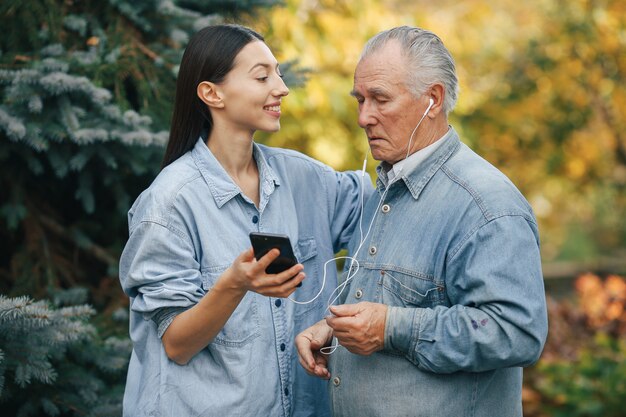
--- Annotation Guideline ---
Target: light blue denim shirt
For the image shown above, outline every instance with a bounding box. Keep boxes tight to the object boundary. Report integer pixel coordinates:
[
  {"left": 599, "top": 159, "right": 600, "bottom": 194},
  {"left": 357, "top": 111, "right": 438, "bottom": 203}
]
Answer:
[
  {"left": 328, "top": 128, "right": 548, "bottom": 417},
  {"left": 119, "top": 138, "right": 372, "bottom": 417}
]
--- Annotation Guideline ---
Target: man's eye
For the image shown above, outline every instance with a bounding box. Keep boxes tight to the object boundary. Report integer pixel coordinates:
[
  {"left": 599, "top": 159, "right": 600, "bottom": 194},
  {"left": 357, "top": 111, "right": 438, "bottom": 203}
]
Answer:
[{"left": 257, "top": 77, "right": 268, "bottom": 82}]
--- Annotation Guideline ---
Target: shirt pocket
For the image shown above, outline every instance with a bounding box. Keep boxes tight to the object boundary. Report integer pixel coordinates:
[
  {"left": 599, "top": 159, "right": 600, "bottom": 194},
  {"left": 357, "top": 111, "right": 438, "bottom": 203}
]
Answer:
[
  {"left": 201, "top": 267, "right": 261, "bottom": 347},
  {"left": 378, "top": 268, "right": 444, "bottom": 308},
  {"left": 290, "top": 237, "right": 322, "bottom": 320}
]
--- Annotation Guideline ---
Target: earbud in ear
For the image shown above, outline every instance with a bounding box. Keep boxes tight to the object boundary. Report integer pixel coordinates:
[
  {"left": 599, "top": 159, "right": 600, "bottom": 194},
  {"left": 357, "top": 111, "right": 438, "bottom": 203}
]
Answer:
[{"left": 422, "top": 97, "right": 434, "bottom": 117}]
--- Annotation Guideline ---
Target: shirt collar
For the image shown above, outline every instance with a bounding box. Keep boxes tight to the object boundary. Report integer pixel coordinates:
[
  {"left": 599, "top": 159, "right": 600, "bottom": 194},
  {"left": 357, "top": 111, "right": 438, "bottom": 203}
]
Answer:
[
  {"left": 375, "top": 127, "right": 460, "bottom": 199},
  {"left": 191, "top": 137, "right": 280, "bottom": 209}
]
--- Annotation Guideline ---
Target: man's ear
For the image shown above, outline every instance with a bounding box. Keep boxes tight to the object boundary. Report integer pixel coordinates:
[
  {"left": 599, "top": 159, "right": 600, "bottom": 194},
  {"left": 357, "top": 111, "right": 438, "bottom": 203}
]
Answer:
[
  {"left": 426, "top": 83, "right": 445, "bottom": 117},
  {"left": 197, "top": 81, "right": 224, "bottom": 108}
]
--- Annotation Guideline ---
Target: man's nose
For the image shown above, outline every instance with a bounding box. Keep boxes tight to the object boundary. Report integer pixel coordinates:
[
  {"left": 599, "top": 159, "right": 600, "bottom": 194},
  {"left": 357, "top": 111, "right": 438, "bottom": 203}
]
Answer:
[{"left": 358, "top": 102, "right": 376, "bottom": 128}]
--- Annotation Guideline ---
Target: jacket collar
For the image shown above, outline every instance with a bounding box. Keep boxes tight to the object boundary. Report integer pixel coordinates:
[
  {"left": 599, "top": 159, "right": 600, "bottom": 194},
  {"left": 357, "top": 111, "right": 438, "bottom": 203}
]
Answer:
[
  {"left": 191, "top": 138, "right": 280, "bottom": 209},
  {"left": 375, "top": 127, "right": 460, "bottom": 200}
]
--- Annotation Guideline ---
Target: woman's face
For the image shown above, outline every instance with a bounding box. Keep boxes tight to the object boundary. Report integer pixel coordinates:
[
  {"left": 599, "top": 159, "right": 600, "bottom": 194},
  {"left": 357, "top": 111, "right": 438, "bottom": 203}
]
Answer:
[{"left": 216, "top": 40, "right": 289, "bottom": 135}]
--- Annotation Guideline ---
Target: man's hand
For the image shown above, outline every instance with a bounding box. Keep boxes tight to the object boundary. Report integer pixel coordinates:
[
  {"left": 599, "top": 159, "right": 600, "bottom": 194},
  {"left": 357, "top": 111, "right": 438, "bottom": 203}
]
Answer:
[
  {"left": 326, "top": 302, "right": 388, "bottom": 355},
  {"left": 295, "top": 320, "right": 333, "bottom": 379}
]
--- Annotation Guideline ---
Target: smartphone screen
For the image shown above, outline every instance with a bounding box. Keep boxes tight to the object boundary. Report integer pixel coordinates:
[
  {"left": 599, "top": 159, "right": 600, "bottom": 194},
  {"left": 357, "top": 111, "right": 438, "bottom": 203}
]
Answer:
[{"left": 249, "top": 232, "right": 299, "bottom": 275}]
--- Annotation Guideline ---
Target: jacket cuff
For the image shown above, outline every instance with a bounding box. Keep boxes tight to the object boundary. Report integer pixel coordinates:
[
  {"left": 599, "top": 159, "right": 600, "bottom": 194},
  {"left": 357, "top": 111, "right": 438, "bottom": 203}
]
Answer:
[{"left": 384, "top": 306, "right": 419, "bottom": 354}]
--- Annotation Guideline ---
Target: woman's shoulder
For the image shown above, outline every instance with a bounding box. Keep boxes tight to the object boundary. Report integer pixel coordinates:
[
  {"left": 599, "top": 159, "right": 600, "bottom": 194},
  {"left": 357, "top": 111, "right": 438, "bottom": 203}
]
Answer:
[
  {"left": 256, "top": 143, "right": 333, "bottom": 175},
  {"left": 129, "top": 154, "right": 203, "bottom": 225}
]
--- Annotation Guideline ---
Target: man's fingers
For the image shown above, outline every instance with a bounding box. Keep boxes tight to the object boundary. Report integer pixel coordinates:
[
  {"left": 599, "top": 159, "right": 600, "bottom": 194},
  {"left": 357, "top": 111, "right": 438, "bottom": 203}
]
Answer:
[
  {"left": 298, "top": 352, "right": 315, "bottom": 374},
  {"left": 329, "top": 303, "right": 360, "bottom": 317},
  {"left": 325, "top": 315, "right": 356, "bottom": 332},
  {"left": 313, "top": 361, "right": 330, "bottom": 379},
  {"left": 296, "top": 334, "right": 317, "bottom": 370}
]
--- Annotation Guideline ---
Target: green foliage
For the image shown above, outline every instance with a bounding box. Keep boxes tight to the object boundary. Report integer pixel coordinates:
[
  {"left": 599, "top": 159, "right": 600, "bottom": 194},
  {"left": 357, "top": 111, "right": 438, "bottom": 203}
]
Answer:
[
  {"left": 265, "top": 0, "right": 626, "bottom": 265},
  {"left": 523, "top": 274, "right": 626, "bottom": 416},
  {"left": 0, "top": 0, "right": 282, "bottom": 300},
  {"left": 0, "top": 0, "right": 283, "bottom": 414},
  {"left": 533, "top": 335, "right": 626, "bottom": 417},
  {"left": 0, "top": 291, "right": 131, "bottom": 417},
  {"left": 452, "top": 0, "right": 626, "bottom": 262},
  {"left": 3, "top": 0, "right": 625, "bottom": 414}
]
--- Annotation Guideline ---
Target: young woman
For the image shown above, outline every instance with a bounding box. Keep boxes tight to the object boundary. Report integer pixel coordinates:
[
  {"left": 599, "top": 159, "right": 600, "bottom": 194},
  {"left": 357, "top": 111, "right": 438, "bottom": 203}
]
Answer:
[{"left": 119, "top": 24, "right": 369, "bottom": 417}]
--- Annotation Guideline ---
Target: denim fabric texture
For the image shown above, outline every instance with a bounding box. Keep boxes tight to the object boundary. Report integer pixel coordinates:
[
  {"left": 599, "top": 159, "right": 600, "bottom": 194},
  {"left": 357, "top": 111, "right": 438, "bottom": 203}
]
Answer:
[
  {"left": 119, "top": 138, "right": 371, "bottom": 417},
  {"left": 328, "top": 128, "right": 548, "bottom": 417}
]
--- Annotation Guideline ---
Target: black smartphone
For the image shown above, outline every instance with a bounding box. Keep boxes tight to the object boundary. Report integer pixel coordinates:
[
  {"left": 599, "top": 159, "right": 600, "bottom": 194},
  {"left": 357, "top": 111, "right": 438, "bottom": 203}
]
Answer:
[{"left": 249, "top": 232, "right": 299, "bottom": 275}]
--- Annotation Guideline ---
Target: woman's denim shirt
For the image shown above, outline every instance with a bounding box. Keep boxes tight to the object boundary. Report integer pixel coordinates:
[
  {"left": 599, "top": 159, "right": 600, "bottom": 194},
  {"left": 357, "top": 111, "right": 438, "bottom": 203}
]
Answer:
[
  {"left": 328, "top": 128, "right": 548, "bottom": 417},
  {"left": 119, "top": 138, "right": 371, "bottom": 417}
]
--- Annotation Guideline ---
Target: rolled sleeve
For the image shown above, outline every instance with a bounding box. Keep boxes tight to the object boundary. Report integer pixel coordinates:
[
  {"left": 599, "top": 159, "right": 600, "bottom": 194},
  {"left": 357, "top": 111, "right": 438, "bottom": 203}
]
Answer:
[
  {"left": 152, "top": 306, "right": 189, "bottom": 337},
  {"left": 119, "top": 220, "right": 203, "bottom": 320}
]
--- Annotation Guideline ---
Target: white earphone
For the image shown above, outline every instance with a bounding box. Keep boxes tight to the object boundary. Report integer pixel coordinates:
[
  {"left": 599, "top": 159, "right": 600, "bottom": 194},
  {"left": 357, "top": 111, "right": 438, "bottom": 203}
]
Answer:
[
  {"left": 402, "top": 97, "right": 434, "bottom": 162},
  {"left": 361, "top": 97, "right": 434, "bottom": 176},
  {"left": 427, "top": 97, "right": 434, "bottom": 114},
  {"left": 312, "top": 96, "right": 437, "bottom": 355}
]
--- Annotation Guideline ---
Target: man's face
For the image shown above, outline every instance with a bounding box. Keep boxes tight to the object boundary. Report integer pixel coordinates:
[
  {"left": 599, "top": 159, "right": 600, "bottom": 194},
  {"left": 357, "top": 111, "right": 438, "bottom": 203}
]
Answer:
[{"left": 352, "top": 40, "right": 430, "bottom": 165}]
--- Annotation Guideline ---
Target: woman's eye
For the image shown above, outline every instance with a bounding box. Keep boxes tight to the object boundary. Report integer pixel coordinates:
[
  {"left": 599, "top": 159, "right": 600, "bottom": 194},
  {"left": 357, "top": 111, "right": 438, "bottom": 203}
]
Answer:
[{"left": 257, "top": 76, "right": 268, "bottom": 82}]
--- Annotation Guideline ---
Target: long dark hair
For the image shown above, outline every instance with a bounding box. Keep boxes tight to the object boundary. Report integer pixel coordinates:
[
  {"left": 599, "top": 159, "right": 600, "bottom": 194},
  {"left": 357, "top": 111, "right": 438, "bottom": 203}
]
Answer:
[{"left": 161, "top": 24, "right": 264, "bottom": 168}]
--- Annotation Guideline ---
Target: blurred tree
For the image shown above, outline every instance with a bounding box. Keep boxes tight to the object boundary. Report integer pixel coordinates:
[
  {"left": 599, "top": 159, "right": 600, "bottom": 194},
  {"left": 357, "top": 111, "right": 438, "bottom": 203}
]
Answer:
[
  {"left": 454, "top": 0, "right": 626, "bottom": 263},
  {"left": 258, "top": 0, "right": 411, "bottom": 170},
  {"left": 264, "top": 0, "right": 626, "bottom": 266},
  {"left": 0, "top": 290, "right": 131, "bottom": 417},
  {"left": 0, "top": 0, "right": 281, "bottom": 302},
  {"left": 0, "top": 0, "right": 282, "bottom": 414}
]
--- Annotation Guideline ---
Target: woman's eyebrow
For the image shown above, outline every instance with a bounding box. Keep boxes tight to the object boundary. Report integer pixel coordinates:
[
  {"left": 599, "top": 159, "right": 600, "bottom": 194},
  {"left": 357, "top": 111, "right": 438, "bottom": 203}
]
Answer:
[{"left": 248, "top": 62, "right": 280, "bottom": 73}]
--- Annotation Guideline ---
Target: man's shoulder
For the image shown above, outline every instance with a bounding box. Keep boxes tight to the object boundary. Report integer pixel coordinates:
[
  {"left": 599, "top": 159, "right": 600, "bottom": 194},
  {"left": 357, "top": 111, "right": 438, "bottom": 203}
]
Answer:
[{"left": 441, "top": 144, "right": 534, "bottom": 220}]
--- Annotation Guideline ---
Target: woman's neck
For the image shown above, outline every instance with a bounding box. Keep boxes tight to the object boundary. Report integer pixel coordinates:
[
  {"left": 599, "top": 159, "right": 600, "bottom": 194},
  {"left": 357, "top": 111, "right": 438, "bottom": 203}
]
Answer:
[
  {"left": 207, "top": 127, "right": 255, "bottom": 176},
  {"left": 206, "top": 127, "right": 260, "bottom": 206}
]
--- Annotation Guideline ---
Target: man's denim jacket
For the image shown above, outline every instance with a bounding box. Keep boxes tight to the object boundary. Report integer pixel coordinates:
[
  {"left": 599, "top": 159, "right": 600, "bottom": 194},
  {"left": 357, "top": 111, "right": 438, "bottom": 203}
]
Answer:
[{"left": 329, "top": 128, "right": 548, "bottom": 417}]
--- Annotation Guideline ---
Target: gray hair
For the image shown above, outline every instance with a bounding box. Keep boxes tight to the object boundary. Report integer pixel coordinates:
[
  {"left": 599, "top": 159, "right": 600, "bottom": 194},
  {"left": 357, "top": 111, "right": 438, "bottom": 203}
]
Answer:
[{"left": 360, "top": 26, "right": 459, "bottom": 114}]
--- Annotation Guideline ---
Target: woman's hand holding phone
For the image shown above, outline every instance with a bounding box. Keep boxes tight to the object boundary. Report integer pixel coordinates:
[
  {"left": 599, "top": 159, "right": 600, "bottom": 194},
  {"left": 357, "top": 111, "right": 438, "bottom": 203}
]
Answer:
[{"left": 225, "top": 247, "right": 305, "bottom": 298}]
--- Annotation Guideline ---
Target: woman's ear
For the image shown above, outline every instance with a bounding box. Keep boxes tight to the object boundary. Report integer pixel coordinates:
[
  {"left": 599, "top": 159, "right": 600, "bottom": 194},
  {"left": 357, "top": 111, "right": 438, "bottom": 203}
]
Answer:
[{"left": 197, "top": 81, "right": 224, "bottom": 108}]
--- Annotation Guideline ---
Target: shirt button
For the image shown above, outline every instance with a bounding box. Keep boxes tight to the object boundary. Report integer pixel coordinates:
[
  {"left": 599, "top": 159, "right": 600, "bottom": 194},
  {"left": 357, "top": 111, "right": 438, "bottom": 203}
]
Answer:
[
  {"left": 355, "top": 289, "right": 363, "bottom": 299},
  {"left": 332, "top": 376, "right": 341, "bottom": 386},
  {"left": 381, "top": 204, "right": 390, "bottom": 213},
  {"left": 369, "top": 246, "right": 377, "bottom": 255},
  {"left": 284, "top": 388, "right": 289, "bottom": 396},
  {"left": 275, "top": 299, "right": 282, "bottom": 307},
  {"left": 252, "top": 215, "right": 259, "bottom": 224},
  {"left": 280, "top": 343, "right": 286, "bottom": 351}
]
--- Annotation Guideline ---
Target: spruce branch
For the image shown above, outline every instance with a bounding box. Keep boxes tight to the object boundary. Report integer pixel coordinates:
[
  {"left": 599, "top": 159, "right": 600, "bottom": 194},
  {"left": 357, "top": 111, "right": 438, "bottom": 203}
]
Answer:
[{"left": 38, "top": 214, "right": 118, "bottom": 266}]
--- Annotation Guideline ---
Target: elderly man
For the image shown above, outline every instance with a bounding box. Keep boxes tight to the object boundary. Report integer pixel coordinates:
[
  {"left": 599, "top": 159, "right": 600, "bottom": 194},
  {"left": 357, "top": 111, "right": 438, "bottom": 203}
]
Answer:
[{"left": 296, "top": 26, "right": 548, "bottom": 417}]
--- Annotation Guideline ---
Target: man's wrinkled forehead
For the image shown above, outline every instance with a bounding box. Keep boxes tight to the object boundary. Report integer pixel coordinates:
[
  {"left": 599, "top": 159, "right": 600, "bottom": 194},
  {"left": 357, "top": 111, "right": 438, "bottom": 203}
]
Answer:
[{"left": 352, "top": 42, "right": 410, "bottom": 97}]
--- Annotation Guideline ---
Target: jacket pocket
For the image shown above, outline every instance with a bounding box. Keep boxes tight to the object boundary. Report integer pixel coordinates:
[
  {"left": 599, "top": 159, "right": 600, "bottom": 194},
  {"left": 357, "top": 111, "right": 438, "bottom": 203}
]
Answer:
[
  {"left": 201, "top": 267, "right": 261, "bottom": 347},
  {"left": 290, "top": 237, "right": 322, "bottom": 320},
  {"left": 378, "top": 268, "right": 444, "bottom": 308}
]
